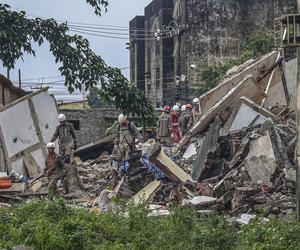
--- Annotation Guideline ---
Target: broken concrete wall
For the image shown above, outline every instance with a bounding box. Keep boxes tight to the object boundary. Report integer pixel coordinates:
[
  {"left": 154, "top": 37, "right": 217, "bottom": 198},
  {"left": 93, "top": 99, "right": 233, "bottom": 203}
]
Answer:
[
  {"left": 179, "top": 75, "right": 266, "bottom": 149},
  {"left": 198, "top": 51, "right": 279, "bottom": 114},
  {"left": 0, "top": 88, "right": 59, "bottom": 176},
  {"left": 284, "top": 57, "right": 297, "bottom": 110}
]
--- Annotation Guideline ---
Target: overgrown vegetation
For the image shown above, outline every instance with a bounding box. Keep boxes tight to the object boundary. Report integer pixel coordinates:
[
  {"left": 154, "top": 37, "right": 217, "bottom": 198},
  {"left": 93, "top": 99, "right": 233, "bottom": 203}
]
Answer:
[
  {"left": 0, "top": 199, "right": 299, "bottom": 250},
  {"left": 193, "top": 34, "right": 274, "bottom": 96}
]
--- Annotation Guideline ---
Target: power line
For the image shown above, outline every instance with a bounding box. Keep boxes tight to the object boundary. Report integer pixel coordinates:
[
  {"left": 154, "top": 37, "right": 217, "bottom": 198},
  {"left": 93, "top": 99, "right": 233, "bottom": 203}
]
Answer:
[
  {"left": 22, "top": 75, "right": 64, "bottom": 81},
  {"left": 25, "top": 13, "right": 153, "bottom": 32},
  {"left": 69, "top": 28, "right": 157, "bottom": 41},
  {"left": 69, "top": 28, "right": 130, "bottom": 40},
  {"left": 67, "top": 24, "right": 154, "bottom": 33},
  {"left": 67, "top": 25, "right": 153, "bottom": 36}
]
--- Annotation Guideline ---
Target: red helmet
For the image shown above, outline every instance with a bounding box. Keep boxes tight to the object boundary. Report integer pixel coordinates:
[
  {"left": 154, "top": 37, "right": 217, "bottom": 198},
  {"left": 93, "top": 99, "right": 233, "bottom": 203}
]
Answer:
[
  {"left": 164, "top": 106, "right": 171, "bottom": 112},
  {"left": 186, "top": 103, "right": 193, "bottom": 109}
]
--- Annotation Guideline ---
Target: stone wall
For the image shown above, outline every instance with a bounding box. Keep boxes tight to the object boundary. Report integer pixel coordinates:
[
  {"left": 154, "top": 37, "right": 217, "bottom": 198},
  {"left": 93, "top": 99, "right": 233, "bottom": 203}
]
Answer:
[
  {"left": 185, "top": 0, "right": 298, "bottom": 87},
  {"left": 60, "top": 108, "right": 162, "bottom": 146},
  {"left": 61, "top": 109, "right": 106, "bottom": 147}
]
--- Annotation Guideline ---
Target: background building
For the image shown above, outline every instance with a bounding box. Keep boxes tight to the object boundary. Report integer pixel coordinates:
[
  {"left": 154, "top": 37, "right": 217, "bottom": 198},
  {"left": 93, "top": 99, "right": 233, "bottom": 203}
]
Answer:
[{"left": 130, "top": 0, "right": 298, "bottom": 105}]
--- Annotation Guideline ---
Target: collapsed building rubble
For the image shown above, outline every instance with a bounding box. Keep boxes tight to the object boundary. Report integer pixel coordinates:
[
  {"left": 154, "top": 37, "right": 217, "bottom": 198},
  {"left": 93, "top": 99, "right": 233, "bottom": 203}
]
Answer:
[{"left": 0, "top": 49, "right": 298, "bottom": 221}]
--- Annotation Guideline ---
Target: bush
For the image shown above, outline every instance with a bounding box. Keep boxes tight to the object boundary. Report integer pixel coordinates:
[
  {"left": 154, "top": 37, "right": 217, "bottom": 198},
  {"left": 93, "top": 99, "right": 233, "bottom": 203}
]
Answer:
[
  {"left": 0, "top": 199, "right": 299, "bottom": 250},
  {"left": 0, "top": 199, "right": 237, "bottom": 250},
  {"left": 239, "top": 217, "right": 300, "bottom": 250}
]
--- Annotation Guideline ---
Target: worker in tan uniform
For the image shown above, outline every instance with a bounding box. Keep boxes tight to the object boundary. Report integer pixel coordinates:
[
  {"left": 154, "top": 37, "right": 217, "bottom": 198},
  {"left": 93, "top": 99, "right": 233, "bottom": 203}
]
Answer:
[
  {"left": 156, "top": 106, "right": 173, "bottom": 146},
  {"left": 113, "top": 114, "right": 142, "bottom": 163},
  {"left": 192, "top": 98, "right": 201, "bottom": 124},
  {"left": 51, "top": 114, "right": 77, "bottom": 164},
  {"left": 44, "top": 142, "right": 65, "bottom": 196},
  {"left": 181, "top": 104, "right": 194, "bottom": 136}
]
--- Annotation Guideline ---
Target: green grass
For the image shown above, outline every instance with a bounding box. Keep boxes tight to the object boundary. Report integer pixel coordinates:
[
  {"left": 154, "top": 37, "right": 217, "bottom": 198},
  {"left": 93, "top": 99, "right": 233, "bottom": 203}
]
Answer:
[{"left": 0, "top": 199, "right": 299, "bottom": 250}]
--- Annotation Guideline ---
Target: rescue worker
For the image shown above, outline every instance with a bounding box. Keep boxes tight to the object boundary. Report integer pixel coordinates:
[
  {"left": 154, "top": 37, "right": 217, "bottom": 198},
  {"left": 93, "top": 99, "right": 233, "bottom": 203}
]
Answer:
[
  {"left": 179, "top": 105, "right": 187, "bottom": 136},
  {"left": 171, "top": 105, "right": 181, "bottom": 144},
  {"left": 113, "top": 114, "right": 142, "bottom": 162},
  {"left": 44, "top": 142, "right": 65, "bottom": 196},
  {"left": 192, "top": 98, "right": 201, "bottom": 123},
  {"left": 157, "top": 106, "right": 173, "bottom": 146},
  {"left": 51, "top": 114, "right": 77, "bottom": 164},
  {"left": 181, "top": 104, "right": 194, "bottom": 136}
]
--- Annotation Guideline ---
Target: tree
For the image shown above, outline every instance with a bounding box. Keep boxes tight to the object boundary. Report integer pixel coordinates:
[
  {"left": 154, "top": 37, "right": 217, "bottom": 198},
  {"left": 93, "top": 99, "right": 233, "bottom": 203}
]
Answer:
[
  {"left": 87, "top": 87, "right": 114, "bottom": 108},
  {"left": 0, "top": 2, "right": 154, "bottom": 121}
]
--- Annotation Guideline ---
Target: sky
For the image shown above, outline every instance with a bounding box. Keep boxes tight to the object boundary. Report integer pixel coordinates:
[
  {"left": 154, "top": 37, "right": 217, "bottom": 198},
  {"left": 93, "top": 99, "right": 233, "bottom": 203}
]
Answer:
[{"left": 0, "top": 0, "right": 151, "bottom": 102}]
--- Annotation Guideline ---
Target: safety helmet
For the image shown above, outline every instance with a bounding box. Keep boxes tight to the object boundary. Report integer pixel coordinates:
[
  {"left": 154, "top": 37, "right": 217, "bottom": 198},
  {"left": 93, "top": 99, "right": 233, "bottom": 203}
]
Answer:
[
  {"left": 186, "top": 104, "right": 193, "bottom": 110},
  {"left": 118, "top": 114, "right": 127, "bottom": 124},
  {"left": 164, "top": 106, "right": 171, "bottom": 112},
  {"left": 181, "top": 105, "right": 187, "bottom": 111},
  {"left": 173, "top": 105, "right": 180, "bottom": 111},
  {"left": 46, "top": 142, "right": 55, "bottom": 149},
  {"left": 193, "top": 98, "right": 200, "bottom": 104},
  {"left": 58, "top": 114, "right": 66, "bottom": 122}
]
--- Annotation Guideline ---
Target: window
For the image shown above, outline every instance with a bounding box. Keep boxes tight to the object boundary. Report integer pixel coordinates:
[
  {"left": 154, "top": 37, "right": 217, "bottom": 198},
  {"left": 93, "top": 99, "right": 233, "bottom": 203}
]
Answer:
[{"left": 67, "top": 120, "right": 80, "bottom": 130}]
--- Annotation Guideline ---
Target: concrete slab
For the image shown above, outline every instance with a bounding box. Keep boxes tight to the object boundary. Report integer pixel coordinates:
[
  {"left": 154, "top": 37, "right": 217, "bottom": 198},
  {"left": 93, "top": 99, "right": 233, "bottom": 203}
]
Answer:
[
  {"left": 198, "top": 51, "right": 279, "bottom": 115},
  {"left": 223, "top": 97, "right": 278, "bottom": 134},
  {"left": 182, "top": 143, "right": 197, "bottom": 159},
  {"left": 245, "top": 133, "right": 277, "bottom": 183},
  {"left": 190, "top": 196, "right": 217, "bottom": 206},
  {"left": 178, "top": 75, "right": 265, "bottom": 150}
]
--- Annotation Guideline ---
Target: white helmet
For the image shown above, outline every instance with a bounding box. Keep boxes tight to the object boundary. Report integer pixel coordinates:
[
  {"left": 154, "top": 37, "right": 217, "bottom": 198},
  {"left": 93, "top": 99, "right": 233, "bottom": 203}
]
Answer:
[
  {"left": 46, "top": 142, "right": 55, "bottom": 149},
  {"left": 58, "top": 114, "right": 66, "bottom": 122},
  {"left": 193, "top": 98, "right": 200, "bottom": 104},
  {"left": 173, "top": 105, "right": 180, "bottom": 111},
  {"left": 181, "top": 105, "right": 187, "bottom": 111},
  {"left": 118, "top": 114, "right": 127, "bottom": 124}
]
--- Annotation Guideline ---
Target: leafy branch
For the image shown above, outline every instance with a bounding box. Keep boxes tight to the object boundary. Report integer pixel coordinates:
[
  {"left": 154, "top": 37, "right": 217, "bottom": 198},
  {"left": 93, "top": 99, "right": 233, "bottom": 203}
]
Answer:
[{"left": 0, "top": 3, "right": 154, "bottom": 120}]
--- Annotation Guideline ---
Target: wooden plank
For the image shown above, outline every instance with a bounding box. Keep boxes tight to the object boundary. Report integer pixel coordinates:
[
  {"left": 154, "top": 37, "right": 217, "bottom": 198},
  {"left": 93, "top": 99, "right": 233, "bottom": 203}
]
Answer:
[
  {"left": 31, "top": 180, "right": 44, "bottom": 193},
  {"left": 133, "top": 180, "right": 162, "bottom": 204},
  {"left": 23, "top": 152, "right": 41, "bottom": 178},
  {"left": 148, "top": 144, "right": 193, "bottom": 184},
  {"left": 0, "top": 183, "right": 25, "bottom": 193}
]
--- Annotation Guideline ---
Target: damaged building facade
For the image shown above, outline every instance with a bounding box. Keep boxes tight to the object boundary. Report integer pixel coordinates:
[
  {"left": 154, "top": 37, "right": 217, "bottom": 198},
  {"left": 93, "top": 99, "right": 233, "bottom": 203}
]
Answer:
[{"left": 130, "top": 0, "right": 298, "bottom": 104}]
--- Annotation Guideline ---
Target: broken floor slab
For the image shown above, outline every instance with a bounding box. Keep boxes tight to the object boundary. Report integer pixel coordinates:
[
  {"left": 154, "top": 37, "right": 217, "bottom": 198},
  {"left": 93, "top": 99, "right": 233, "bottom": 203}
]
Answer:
[
  {"left": 178, "top": 75, "right": 265, "bottom": 150},
  {"left": 198, "top": 50, "right": 280, "bottom": 115},
  {"left": 222, "top": 97, "right": 279, "bottom": 134}
]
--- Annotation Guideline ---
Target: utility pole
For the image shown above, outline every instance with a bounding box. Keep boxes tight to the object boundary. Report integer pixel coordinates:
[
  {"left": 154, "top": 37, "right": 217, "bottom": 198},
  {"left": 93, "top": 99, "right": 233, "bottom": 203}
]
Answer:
[
  {"left": 18, "top": 69, "right": 21, "bottom": 88},
  {"left": 6, "top": 68, "right": 10, "bottom": 79}
]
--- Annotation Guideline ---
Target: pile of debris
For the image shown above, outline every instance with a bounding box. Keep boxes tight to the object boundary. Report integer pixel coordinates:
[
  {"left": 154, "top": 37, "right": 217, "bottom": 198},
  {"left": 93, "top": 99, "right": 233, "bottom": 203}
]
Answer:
[{"left": 0, "top": 49, "right": 297, "bottom": 222}]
